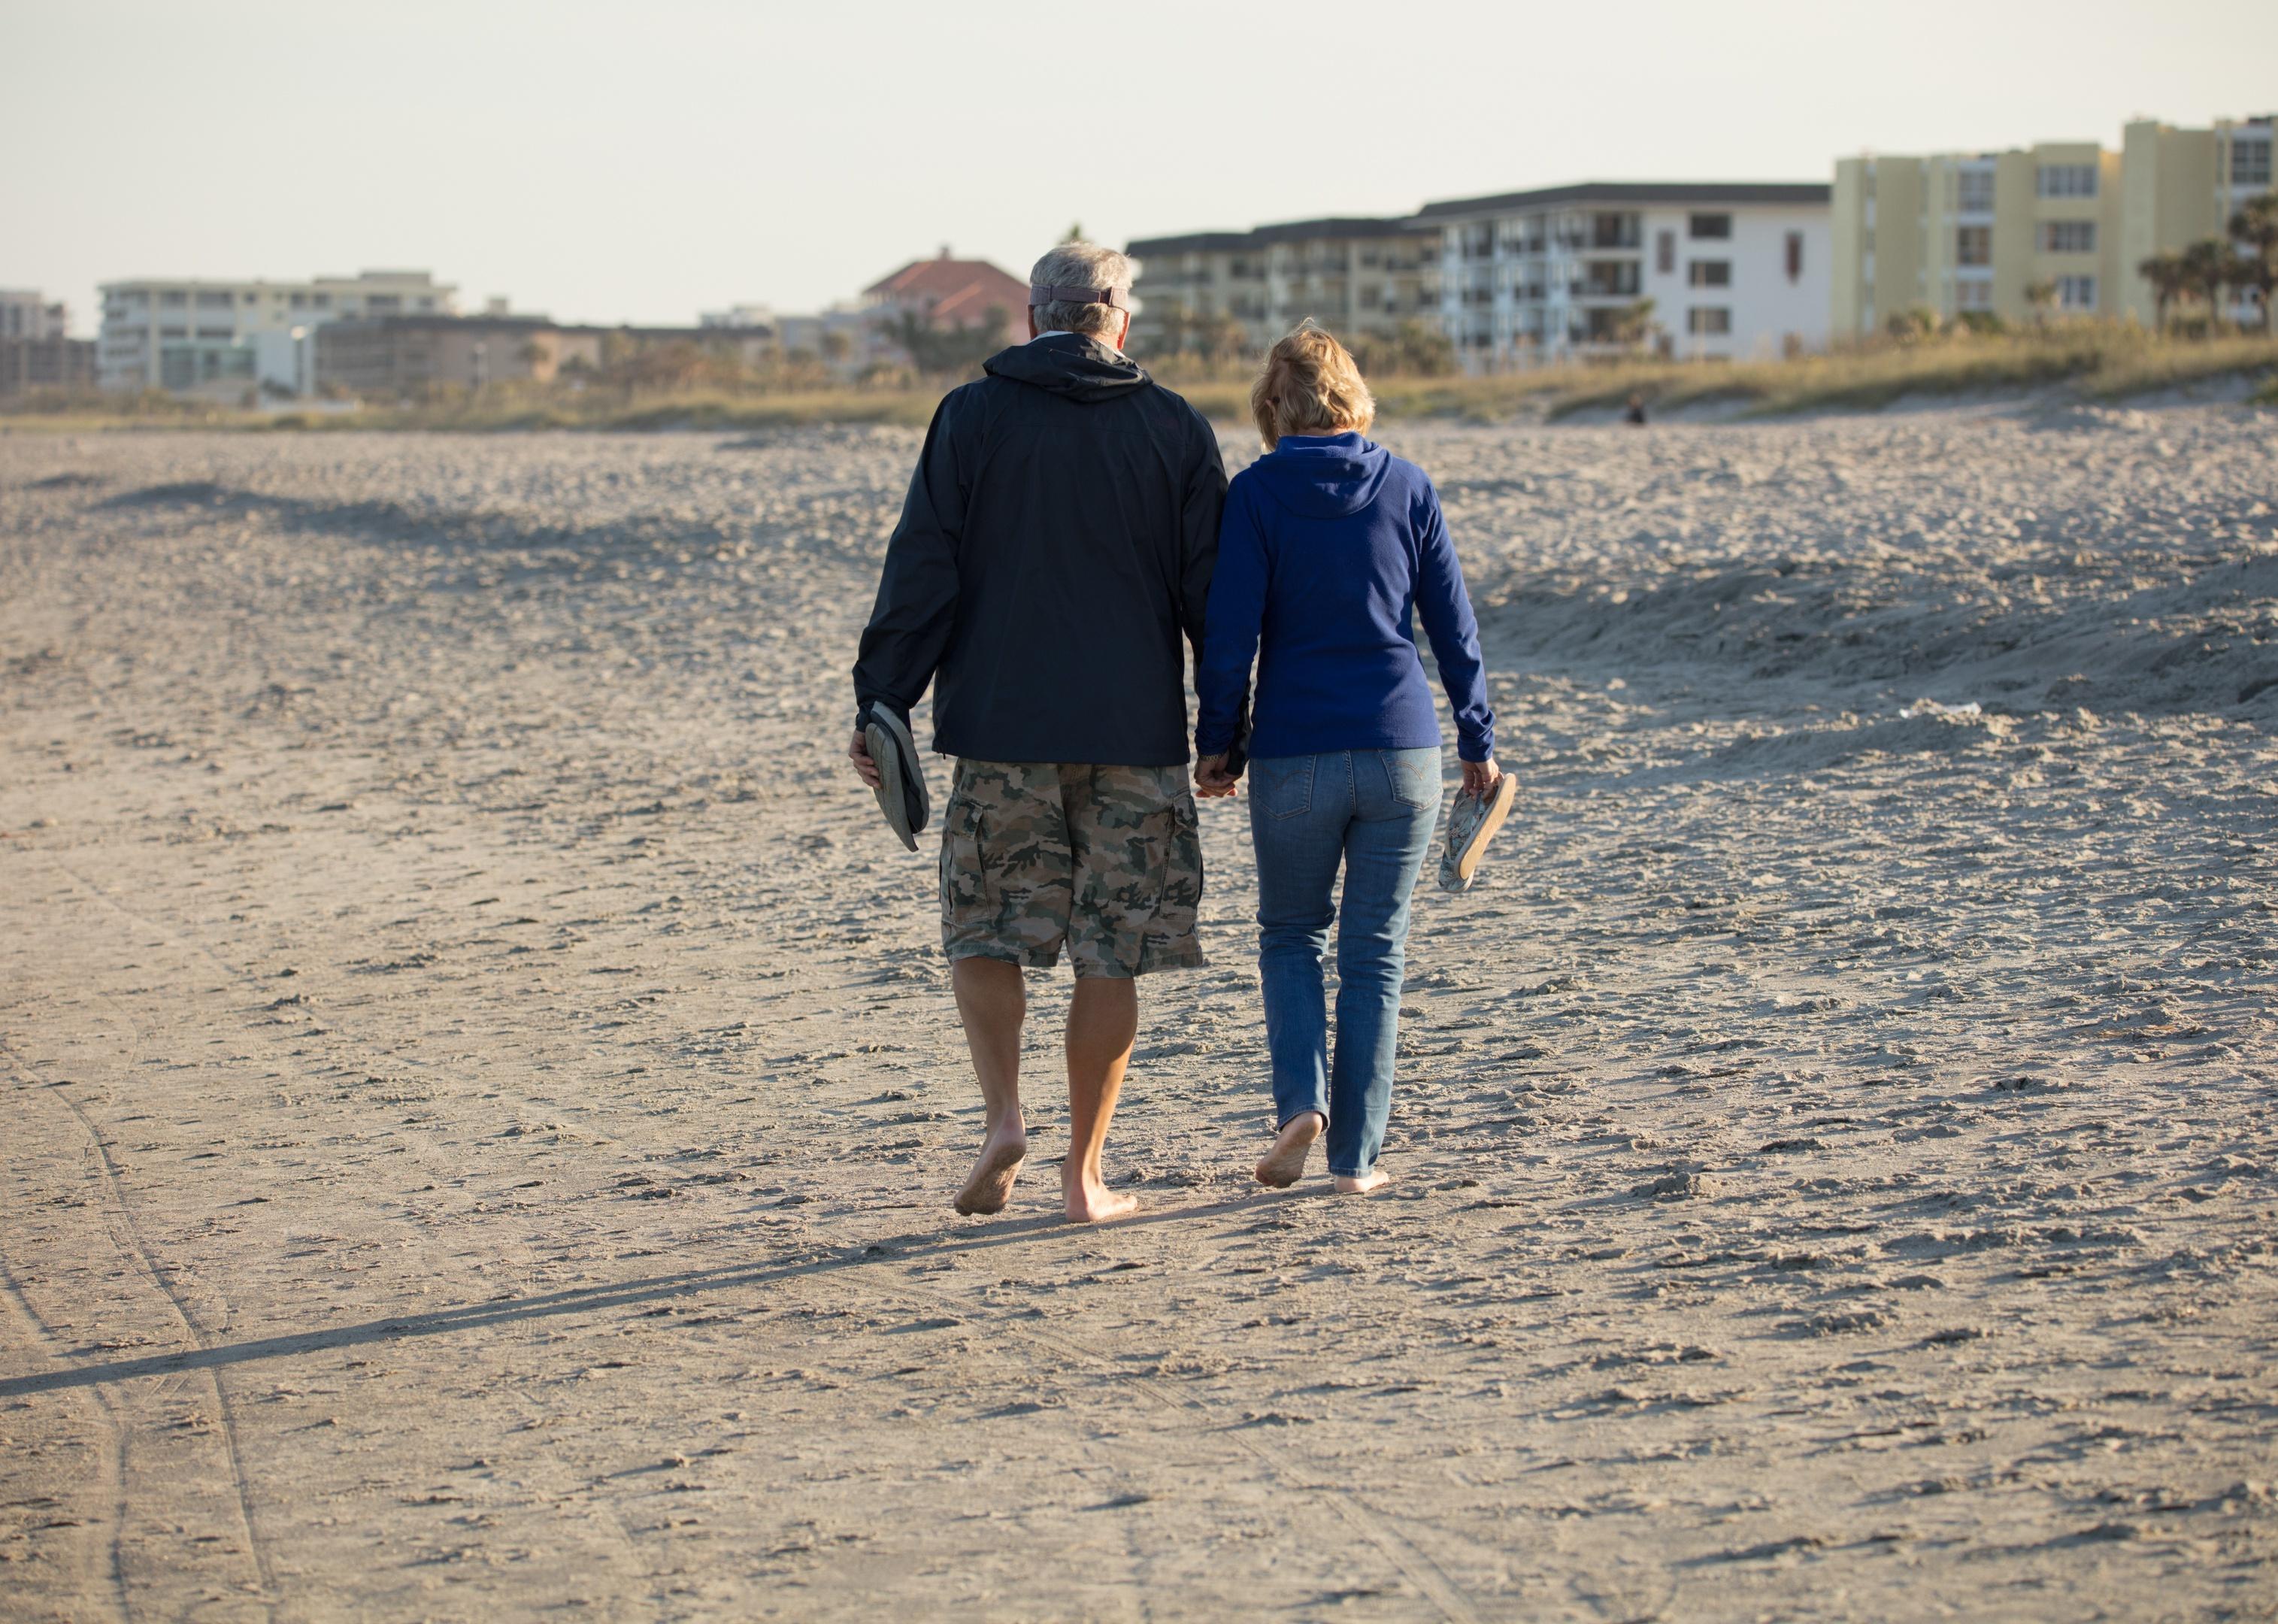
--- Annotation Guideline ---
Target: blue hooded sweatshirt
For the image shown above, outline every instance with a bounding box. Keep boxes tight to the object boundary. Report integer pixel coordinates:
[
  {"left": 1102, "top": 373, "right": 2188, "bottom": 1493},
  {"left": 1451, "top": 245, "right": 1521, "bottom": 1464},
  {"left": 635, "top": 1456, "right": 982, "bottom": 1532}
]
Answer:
[{"left": 1194, "top": 432, "right": 1494, "bottom": 765}]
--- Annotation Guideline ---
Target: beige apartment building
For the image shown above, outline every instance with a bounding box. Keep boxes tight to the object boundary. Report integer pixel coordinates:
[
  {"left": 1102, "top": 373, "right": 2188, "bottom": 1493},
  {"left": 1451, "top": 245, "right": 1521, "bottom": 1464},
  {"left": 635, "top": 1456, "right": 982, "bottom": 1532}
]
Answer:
[
  {"left": 1833, "top": 113, "right": 2273, "bottom": 333},
  {"left": 2119, "top": 114, "right": 2274, "bottom": 323},
  {"left": 1126, "top": 217, "right": 1440, "bottom": 356}
]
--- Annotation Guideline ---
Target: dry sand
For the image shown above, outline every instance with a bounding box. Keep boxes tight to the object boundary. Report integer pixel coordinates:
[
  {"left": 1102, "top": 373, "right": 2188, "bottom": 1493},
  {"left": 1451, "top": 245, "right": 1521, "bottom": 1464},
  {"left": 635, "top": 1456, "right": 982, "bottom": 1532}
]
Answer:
[{"left": 2, "top": 411, "right": 2274, "bottom": 1622}]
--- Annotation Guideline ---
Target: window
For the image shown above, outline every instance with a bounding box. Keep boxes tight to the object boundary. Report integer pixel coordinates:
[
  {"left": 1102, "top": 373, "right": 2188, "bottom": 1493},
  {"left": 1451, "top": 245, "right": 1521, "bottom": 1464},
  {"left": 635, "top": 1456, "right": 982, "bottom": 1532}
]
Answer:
[
  {"left": 194, "top": 290, "right": 232, "bottom": 309},
  {"left": 2234, "top": 140, "right": 2273, "bottom": 188},
  {"left": 1689, "top": 213, "right": 1731, "bottom": 239},
  {"left": 1687, "top": 259, "right": 1731, "bottom": 287},
  {"left": 1955, "top": 225, "right": 1992, "bottom": 266},
  {"left": 2037, "top": 163, "right": 2098, "bottom": 198},
  {"left": 194, "top": 326, "right": 235, "bottom": 340},
  {"left": 2056, "top": 274, "right": 2097, "bottom": 309},
  {"left": 1786, "top": 230, "right": 1804, "bottom": 283},
  {"left": 1687, "top": 307, "right": 1732, "bottom": 335},
  {"left": 1591, "top": 212, "right": 1640, "bottom": 248},
  {"left": 1655, "top": 229, "right": 1675, "bottom": 275},
  {"left": 1955, "top": 280, "right": 1994, "bottom": 311},
  {"left": 160, "top": 290, "right": 187, "bottom": 308},
  {"left": 1957, "top": 169, "right": 1996, "bottom": 213},
  {"left": 312, "top": 293, "right": 331, "bottom": 309},
  {"left": 2039, "top": 220, "right": 2096, "bottom": 253}
]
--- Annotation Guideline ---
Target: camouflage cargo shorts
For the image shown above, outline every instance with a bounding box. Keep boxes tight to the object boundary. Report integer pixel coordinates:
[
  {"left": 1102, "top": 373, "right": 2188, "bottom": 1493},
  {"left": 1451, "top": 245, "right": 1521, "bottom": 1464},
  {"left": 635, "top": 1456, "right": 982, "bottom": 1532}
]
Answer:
[{"left": 941, "top": 760, "right": 1204, "bottom": 978}]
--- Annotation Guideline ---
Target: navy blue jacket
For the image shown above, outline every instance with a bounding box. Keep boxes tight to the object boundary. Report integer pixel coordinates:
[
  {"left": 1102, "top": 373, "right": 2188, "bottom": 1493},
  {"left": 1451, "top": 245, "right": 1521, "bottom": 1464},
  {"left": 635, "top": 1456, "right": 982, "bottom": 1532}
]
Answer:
[
  {"left": 1194, "top": 432, "right": 1494, "bottom": 764},
  {"left": 852, "top": 335, "right": 1226, "bottom": 765}
]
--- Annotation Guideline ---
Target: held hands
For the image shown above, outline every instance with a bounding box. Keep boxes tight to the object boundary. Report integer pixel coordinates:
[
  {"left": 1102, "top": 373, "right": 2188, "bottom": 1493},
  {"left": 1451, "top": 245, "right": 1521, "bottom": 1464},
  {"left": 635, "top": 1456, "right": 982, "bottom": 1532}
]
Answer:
[
  {"left": 1195, "top": 753, "right": 1240, "bottom": 798},
  {"left": 848, "top": 731, "right": 883, "bottom": 789},
  {"left": 1461, "top": 756, "right": 1503, "bottom": 800}
]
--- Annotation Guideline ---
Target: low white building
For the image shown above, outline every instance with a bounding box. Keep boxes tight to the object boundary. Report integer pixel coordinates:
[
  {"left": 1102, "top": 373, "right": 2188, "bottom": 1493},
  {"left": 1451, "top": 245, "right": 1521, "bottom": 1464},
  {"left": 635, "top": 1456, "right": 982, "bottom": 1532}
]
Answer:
[
  {"left": 98, "top": 269, "right": 458, "bottom": 397},
  {"left": 1419, "top": 182, "right": 1831, "bottom": 370}
]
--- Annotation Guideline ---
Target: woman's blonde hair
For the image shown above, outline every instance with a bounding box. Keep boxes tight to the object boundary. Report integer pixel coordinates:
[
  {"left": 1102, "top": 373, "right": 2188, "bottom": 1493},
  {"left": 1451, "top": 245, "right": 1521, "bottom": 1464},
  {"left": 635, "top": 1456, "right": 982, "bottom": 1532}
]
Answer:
[{"left": 1250, "top": 320, "right": 1376, "bottom": 450}]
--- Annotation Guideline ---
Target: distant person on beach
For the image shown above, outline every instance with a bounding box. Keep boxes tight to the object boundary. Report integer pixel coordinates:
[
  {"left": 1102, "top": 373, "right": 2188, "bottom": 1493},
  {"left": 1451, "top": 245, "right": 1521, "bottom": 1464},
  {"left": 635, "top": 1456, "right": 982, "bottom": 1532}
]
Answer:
[
  {"left": 1625, "top": 392, "right": 1649, "bottom": 426},
  {"left": 1194, "top": 323, "right": 1509, "bottom": 1195},
  {"left": 850, "top": 241, "right": 1228, "bottom": 1224}
]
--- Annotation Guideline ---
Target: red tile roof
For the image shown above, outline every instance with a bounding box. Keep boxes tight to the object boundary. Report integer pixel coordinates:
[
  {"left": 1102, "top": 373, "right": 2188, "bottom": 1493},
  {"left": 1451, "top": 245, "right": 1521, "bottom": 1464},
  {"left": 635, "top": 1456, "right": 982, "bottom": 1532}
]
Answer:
[{"left": 865, "top": 256, "right": 1028, "bottom": 329}]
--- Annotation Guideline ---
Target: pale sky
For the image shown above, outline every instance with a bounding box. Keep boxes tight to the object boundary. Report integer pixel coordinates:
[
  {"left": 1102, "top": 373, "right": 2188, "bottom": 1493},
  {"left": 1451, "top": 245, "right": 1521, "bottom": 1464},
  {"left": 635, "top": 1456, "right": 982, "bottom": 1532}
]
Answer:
[{"left": 7, "top": 0, "right": 2274, "bottom": 335}]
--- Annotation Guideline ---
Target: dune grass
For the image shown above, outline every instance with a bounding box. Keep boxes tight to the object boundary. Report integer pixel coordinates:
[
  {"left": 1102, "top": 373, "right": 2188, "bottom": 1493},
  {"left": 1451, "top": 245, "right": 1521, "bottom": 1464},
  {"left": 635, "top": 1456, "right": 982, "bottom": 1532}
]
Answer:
[{"left": 5, "top": 327, "right": 2273, "bottom": 436}]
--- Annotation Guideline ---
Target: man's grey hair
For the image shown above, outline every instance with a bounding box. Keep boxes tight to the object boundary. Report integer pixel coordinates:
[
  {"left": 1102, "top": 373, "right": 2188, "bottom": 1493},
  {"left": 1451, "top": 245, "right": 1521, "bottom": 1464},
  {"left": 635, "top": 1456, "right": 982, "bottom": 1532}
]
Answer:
[{"left": 1028, "top": 242, "right": 1132, "bottom": 338}]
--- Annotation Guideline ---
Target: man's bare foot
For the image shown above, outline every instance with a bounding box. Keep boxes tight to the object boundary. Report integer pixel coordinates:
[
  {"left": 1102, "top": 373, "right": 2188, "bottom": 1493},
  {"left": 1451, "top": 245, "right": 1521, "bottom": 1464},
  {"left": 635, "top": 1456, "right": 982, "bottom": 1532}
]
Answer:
[
  {"left": 1333, "top": 1167, "right": 1390, "bottom": 1195},
  {"left": 1062, "top": 1180, "right": 1140, "bottom": 1224},
  {"left": 1256, "top": 1112, "right": 1324, "bottom": 1188},
  {"left": 954, "top": 1129, "right": 1028, "bottom": 1216}
]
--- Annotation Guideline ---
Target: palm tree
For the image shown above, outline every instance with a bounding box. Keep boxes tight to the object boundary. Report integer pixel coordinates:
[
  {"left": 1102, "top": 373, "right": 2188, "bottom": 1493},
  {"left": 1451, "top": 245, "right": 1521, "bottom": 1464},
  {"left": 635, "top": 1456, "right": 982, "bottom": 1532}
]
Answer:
[
  {"left": 2180, "top": 238, "right": 2235, "bottom": 332},
  {"left": 1610, "top": 297, "right": 1659, "bottom": 353},
  {"left": 2024, "top": 278, "right": 2060, "bottom": 324},
  {"left": 2137, "top": 250, "right": 2188, "bottom": 330},
  {"left": 2228, "top": 193, "right": 2278, "bottom": 333}
]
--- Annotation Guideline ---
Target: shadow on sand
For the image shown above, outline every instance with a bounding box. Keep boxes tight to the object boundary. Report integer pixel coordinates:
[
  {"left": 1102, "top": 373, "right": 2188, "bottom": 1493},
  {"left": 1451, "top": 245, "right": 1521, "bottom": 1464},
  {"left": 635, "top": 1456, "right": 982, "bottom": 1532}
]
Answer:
[{"left": 1, "top": 1188, "right": 1317, "bottom": 1400}]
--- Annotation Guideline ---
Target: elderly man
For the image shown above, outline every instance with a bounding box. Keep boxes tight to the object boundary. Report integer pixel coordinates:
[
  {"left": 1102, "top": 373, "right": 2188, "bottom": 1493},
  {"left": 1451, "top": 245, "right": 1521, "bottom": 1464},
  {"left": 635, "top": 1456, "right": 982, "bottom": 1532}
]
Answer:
[{"left": 850, "top": 242, "right": 1228, "bottom": 1223}]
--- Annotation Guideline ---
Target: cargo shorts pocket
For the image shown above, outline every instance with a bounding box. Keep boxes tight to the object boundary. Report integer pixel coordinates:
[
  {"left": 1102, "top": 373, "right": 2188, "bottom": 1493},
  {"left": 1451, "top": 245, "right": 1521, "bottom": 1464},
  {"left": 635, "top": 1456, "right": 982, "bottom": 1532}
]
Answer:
[
  {"left": 940, "top": 798, "right": 997, "bottom": 938},
  {"left": 1136, "top": 792, "right": 1204, "bottom": 973}
]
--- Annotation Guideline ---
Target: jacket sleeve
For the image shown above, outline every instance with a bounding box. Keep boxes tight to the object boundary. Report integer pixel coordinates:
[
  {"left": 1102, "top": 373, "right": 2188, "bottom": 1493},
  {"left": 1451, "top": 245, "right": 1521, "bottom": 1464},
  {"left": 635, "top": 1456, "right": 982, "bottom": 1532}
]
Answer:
[
  {"left": 1177, "top": 410, "right": 1228, "bottom": 661},
  {"left": 1412, "top": 480, "right": 1496, "bottom": 762},
  {"left": 1193, "top": 481, "right": 1265, "bottom": 758},
  {"left": 851, "top": 393, "right": 967, "bottom": 727}
]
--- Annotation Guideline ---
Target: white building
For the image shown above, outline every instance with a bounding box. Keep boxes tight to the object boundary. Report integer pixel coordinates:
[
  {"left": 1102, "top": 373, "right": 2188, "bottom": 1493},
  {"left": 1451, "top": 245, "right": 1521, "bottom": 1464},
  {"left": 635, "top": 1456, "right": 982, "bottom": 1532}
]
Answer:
[
  {"left": 1418, "top": 182, "right": 1831, "bottom": 370},
  {"left": 97, "top": 269, "right": 459, "bottom": 397},
  {"left": 1, "top": 290, "right": 68, "bottom": 341}
]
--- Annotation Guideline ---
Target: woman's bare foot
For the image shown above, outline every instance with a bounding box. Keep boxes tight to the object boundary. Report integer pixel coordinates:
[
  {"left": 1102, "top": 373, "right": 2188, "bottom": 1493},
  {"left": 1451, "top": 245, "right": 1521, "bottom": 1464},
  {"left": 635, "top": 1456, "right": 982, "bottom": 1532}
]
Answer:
[
  {"left": 1256, "top": 1112, "right": 1324, "bottom": 1188},
  {"left": 954, "top": 1128, "right": 1028, "bottom": 1216},
  {"left": 1333, "top": 1167, "right": 1390, "bottom": 1195},
  {"left": 1062, "top": 1178, "right": 1140, "bottom": 1224}
]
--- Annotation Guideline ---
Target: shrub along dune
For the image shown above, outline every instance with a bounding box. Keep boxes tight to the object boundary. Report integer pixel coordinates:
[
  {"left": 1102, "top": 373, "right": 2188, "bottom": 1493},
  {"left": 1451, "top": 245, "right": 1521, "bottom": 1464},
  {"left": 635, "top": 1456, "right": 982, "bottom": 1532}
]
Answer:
[{"left": 5, "top": 324, "right": 2274, "bottom": 435}]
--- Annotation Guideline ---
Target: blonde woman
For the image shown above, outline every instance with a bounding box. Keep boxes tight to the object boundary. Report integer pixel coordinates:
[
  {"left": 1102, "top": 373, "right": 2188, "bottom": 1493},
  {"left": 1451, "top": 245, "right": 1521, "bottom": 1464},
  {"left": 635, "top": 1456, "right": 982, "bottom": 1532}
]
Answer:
[{"left": 1194, "top": 323, "right": 1508, "bottom": 1193}]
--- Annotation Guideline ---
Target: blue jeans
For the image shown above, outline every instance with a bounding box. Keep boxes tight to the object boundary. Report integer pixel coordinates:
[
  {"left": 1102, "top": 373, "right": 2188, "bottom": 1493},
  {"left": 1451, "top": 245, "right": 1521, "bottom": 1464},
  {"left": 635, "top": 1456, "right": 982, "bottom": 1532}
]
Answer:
[{"left": 1247, "top": 748, "right": 1440, "bottom": 1177}]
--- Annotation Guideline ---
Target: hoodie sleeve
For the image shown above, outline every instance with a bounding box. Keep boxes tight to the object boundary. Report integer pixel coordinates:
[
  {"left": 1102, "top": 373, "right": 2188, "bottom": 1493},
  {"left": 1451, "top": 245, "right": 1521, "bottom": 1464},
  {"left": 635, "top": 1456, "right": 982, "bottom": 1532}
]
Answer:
[
  {"left": 1411, "top": 477, "right": 1496, "bottom": 763},
  {"left": 1194, "top": 478, "right": 1265, "bottom": 758},
  {"left": 852, "top": 391, "right": 968, "bottom": 727},
  {"left": 1177, "top": 409, "right": 1228, "bottom": 660}
]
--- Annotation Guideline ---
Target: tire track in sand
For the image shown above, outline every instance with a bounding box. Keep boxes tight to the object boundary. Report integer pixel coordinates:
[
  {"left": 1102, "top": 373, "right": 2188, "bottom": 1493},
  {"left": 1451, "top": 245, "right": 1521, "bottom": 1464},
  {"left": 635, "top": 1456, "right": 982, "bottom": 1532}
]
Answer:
[
  {"left": 46, "top": 1072, "right": 280, "bottom": 1620},
  {"left": 23, "top": 861, "right": 280, "bottom": 1619},
  {"left": 0, "top": 1232, "right": 132, "bottom": 1624}
]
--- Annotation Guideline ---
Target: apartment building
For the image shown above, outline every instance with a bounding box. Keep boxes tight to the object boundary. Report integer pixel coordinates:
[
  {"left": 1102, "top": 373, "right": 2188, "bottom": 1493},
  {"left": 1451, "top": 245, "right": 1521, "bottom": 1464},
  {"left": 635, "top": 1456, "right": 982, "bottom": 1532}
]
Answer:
[
  {"left": 0, "top": 335, "right": 97, "bottom": 397},
  {"left": 315, "top": 317, "right": 786, "bottom": 398},
  {"left": 1832, "top": 114, "right": 2274, "bottom": 334},
  {"left": 1421, "top": 183, "right": 1830, "bottom": 369},
  {"left": 316, "top": 315, "right": 579, "bottom": 397},
  {"left": 98, "top": 270, "right": 458, "bottom": 396},
  {"left": 1126, "top": 217, "right": 1441, "bottom": 355},
  {"left": 2119, "top": 114, "right": 2275, "bottom": 323},
  {"left": 1, "top": 290, "right": 68, "bottom": 341},
  {"left": 1833, "top": 142, "right": 2119, "bottom": 332}
]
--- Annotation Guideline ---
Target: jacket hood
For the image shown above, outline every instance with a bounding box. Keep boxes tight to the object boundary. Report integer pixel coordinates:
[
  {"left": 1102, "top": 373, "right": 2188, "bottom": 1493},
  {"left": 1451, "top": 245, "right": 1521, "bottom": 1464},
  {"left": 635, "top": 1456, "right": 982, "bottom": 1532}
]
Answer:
[
  {"left": 983, "top": 333, "right": 1152, "bottom": 403},
  {"left": 1246, "top": 432, "right": 1392, "bottom": 520}
]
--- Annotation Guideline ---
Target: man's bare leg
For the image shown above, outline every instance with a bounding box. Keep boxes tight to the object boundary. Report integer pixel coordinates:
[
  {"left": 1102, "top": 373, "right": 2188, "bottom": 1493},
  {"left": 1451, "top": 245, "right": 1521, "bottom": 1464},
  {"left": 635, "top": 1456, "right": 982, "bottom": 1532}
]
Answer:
[
  {"left": 951, "top": 957, "right": 1028, "bottom": 1216},
  {"left": 1063, "top": 974, "right": 1140, "bottom": 1223}
]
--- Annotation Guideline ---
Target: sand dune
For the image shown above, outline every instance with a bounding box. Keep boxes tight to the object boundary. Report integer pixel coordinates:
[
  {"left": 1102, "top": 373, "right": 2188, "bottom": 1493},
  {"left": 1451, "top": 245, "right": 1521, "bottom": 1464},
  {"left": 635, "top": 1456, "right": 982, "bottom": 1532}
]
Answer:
[{"left": 2, "top": 411, "right": 2273, "bottom": 1620}]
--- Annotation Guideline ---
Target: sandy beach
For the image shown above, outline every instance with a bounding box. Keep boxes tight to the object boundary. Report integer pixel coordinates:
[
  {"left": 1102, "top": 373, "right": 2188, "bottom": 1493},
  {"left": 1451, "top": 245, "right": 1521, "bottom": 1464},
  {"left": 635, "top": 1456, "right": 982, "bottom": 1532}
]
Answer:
[{"left": 3, "top": 410, "right": 2274, "bottom": 1621}]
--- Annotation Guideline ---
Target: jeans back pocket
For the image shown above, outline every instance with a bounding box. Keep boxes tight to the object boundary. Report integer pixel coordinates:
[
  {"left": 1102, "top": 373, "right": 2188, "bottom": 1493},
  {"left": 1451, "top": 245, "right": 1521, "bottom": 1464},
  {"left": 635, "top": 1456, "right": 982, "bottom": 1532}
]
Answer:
[
  {"left": 1381, "top": 749, "right": 1439, "bottom": 810},
  {"left": 1252, "top": 755, "right": 1316, "bottom": 820}
]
